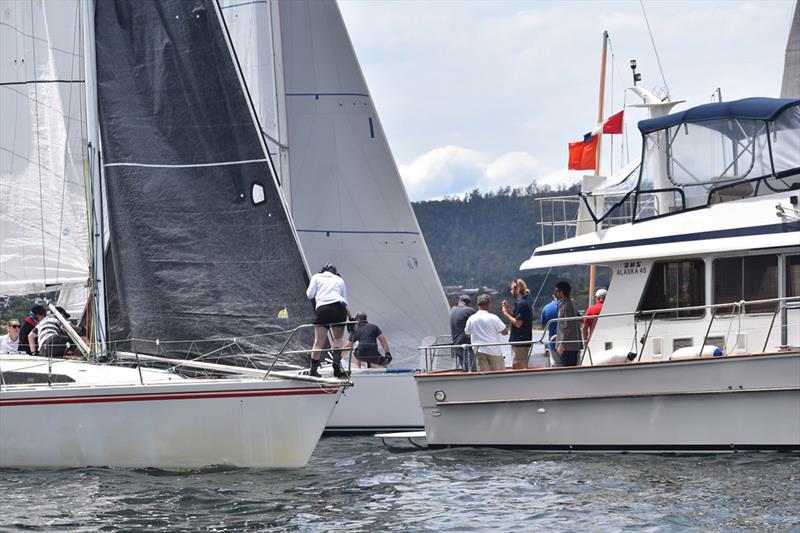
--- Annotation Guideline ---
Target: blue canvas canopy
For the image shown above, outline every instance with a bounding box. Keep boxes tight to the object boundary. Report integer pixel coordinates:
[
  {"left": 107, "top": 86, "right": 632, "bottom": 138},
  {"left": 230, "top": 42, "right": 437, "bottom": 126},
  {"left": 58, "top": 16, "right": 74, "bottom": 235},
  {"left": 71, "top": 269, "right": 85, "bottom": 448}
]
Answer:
[{"left": 638, "top": 97, "right": 800, "bottom": 134}]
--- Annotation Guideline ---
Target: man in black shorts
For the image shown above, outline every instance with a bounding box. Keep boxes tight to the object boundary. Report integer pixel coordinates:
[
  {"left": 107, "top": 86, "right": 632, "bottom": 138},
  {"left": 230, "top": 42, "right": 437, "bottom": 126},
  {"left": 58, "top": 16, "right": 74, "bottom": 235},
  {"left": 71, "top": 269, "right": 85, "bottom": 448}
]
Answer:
[{"left": 347, "top": 312, "right": 391, "bottom": 369}]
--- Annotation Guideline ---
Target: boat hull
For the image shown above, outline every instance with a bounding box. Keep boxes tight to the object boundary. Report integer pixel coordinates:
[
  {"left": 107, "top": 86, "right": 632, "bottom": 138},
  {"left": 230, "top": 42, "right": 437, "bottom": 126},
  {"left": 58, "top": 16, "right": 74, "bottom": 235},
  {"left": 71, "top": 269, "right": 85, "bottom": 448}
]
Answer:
[
  {"left": 0, "top": 376, "right": 343, "bottom": 468},
  {"left": 415, "top": 352, "right": 800, "bottom": 451},
  {"left": 324, "top": 369, "right": 423, "bottom": 434}
]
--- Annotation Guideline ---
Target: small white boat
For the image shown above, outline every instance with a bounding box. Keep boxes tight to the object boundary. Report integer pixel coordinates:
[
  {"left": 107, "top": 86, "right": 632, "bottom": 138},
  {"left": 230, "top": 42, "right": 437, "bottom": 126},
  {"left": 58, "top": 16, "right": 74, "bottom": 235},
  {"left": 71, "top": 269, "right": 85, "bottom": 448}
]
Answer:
[
  {"left": 0, "top": 354, "right": 343, "bottom": 468},
  {"left": 323, "top": 367, "right": 423, "bottom": 434}
]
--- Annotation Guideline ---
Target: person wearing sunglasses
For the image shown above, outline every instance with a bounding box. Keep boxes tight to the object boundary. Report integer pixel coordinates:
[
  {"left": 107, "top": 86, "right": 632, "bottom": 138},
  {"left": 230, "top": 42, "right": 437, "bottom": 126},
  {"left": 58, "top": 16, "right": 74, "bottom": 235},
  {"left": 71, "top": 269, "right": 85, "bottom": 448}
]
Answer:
[{"left": 1, "top": 319, "right": 21, "bottom": 353}]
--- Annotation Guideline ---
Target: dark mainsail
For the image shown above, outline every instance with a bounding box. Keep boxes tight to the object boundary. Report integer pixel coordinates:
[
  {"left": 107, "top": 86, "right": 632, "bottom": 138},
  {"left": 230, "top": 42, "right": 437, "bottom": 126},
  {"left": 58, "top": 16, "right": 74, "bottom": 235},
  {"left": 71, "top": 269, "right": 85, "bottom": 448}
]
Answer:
[{"left": 95, "top": 0, "right": 314, "bottom": 354}]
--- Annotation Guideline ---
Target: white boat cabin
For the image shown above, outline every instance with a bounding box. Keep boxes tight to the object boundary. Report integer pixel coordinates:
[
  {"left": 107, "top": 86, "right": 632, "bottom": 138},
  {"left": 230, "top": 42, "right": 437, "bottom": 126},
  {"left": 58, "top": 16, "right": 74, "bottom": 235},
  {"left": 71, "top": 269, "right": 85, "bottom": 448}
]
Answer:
[{"left": 524, "top": 97, "right": 800, "bottom": 363}]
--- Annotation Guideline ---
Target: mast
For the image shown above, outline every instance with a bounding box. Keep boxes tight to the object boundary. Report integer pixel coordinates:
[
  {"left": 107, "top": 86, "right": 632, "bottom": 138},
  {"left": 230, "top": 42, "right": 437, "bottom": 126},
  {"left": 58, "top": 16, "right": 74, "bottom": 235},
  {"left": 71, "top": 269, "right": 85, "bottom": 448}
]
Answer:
[
  {"left": 588, "top": 31, "right": 609, "bottom": 306},
  {"left": 269, "top": 0, "right": 293, "bottom": 212},
  {"left": 82, "top": 0, "right": 107, "bottom": 349}
]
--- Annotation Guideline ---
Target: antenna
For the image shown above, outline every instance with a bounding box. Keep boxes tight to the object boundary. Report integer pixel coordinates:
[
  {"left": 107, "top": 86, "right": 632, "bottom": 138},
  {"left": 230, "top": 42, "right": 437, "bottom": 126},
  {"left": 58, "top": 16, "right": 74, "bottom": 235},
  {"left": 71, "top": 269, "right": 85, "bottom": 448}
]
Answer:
[{"left": 630, "top": 59, "right": 641, "bottom": 85}]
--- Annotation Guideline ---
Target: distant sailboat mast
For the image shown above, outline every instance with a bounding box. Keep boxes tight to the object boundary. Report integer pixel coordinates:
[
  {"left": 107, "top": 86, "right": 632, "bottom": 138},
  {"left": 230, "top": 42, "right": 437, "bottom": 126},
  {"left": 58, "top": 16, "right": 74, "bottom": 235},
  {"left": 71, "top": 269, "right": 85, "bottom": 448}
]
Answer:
[
  {"left": 82, "top": 0, "right": 107, "bottom": 349},
  {"left": 782, "top": 1, "right": 800, "bottom": 98}
]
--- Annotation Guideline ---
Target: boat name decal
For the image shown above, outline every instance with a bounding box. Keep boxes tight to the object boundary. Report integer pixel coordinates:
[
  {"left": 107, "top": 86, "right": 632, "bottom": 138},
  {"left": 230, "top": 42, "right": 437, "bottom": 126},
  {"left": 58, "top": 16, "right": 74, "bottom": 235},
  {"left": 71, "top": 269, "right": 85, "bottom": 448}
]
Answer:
[{"left": 616, "top": 261, "right": 647, "bottom": 276}]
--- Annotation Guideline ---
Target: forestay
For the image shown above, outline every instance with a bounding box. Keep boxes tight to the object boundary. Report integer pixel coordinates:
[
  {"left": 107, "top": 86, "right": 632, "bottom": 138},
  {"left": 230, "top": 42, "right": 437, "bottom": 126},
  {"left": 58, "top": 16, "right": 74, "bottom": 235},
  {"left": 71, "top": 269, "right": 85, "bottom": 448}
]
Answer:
[
  {"left": 95, "top": 0, "right": 315, "bottom": 353},
  {"left": 0, "top": 0, "right": 89, "bottom": 295}
]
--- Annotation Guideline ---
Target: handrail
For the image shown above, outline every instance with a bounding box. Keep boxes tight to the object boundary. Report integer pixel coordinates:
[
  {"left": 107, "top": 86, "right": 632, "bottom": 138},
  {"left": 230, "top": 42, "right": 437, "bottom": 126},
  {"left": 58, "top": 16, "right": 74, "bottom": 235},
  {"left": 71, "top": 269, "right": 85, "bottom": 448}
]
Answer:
[
  {"left": 417, "top": 295, "right": 800, "bottom": 371},
  {"left": 0, "top": 320, "right": 357, "bottom": 389}
]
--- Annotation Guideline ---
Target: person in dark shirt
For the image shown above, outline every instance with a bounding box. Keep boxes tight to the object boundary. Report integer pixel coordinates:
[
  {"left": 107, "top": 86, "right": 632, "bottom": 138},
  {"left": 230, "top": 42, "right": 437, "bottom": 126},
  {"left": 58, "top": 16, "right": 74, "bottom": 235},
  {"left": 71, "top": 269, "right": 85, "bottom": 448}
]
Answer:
[
  {"left": 501, "top": 278, "right": 533, "bottom": 369},
  {"left": 552, "top": 281, "right": 582, "bottom": 366},
  {"left": 348, "top": 312, "right": 391, "bottom": 369},
  {"left": 18, "top": 305, "right": 46, "bottom": 355},
  {"left": 449, "top": 294, "right": 476, "bottom": 371}
]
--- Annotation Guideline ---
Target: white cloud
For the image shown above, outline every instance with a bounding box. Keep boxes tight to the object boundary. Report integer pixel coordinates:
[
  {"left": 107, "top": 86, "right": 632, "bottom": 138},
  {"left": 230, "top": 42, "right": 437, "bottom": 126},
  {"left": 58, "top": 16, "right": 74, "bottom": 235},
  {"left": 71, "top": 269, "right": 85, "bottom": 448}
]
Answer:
[
  {"left": 340, "top": 0, "right": 796, "bottom": 200},
  {"left": 399, "top": 146, "right": 565, "bottom": 200}
]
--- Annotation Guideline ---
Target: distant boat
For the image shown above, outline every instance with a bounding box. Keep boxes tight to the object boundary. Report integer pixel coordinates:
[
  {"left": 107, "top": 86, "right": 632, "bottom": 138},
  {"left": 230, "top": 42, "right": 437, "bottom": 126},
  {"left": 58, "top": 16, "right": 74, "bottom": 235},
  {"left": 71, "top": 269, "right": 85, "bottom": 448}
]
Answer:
[{"left": 0, "top": 0, "right": 344, "bottom": 469}]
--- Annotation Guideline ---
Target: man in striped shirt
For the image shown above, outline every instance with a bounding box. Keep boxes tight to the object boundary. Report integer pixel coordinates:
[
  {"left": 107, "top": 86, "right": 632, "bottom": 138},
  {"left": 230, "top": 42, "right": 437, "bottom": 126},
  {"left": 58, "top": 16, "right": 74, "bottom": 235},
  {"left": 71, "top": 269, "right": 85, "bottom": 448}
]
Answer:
[{"left": 28, "top": 307, "right": 71, "bottom": 358}]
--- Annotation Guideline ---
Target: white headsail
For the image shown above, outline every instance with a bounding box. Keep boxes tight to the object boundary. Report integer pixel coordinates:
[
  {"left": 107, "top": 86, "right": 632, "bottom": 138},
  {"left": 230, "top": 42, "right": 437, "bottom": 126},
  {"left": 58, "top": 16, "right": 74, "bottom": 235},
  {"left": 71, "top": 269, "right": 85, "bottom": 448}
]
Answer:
[
  {"left": 0, "top": 0, "right": 89, "bottom": 295},
  {"left": 222, "top": 0, "right": 450, "bottom": 362}
]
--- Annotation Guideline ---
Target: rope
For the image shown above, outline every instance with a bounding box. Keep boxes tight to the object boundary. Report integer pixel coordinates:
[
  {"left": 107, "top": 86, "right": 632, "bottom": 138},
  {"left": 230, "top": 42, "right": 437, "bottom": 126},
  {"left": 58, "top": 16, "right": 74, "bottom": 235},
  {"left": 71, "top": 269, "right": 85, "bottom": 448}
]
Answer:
[
  {"left": 639, "top": 0, "right": 671, "bottom": 98},
  {"left": 530, "top": 267, "right": 552, "bottom": 311}
]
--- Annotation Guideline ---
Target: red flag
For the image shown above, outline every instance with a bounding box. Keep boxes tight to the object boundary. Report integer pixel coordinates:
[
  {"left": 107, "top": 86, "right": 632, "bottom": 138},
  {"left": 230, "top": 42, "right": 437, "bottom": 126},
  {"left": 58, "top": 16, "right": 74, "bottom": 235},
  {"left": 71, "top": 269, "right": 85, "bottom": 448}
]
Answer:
[
  {"left": 568, "top": 135, "right": 598, "bottom": 170},
  {"left": 602, "top": 110, "right": 624, "bottom": 134}
]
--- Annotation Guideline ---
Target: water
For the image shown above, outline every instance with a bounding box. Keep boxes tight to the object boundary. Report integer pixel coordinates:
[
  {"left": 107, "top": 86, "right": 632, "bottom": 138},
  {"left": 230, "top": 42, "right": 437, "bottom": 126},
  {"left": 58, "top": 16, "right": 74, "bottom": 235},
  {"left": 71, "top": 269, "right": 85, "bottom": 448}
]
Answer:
[{"left": 1, "top": 438, "right": 798, "bottom": 532}]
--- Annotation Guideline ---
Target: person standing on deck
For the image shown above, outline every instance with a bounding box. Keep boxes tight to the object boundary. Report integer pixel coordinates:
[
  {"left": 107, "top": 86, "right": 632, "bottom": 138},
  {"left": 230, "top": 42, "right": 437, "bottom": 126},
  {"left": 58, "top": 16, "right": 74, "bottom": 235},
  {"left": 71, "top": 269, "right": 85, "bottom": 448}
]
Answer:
[
  {"left": 465, "top": 294, "right": 509, "bottom": 372},
  {"left": 501, "top": 278, "right": 534, "bottom": 369},
  {"left": 449, "top": 294, "right": 476, "bottom": 371},
  {"left": 582, "top": 288, "right": 606, "bottom": 342},
  {"left": 551, "top": 281, "right": 582, "bottom": 367},
  {"left": 306, "top": 263, "right": 353, "bottom": 378}
]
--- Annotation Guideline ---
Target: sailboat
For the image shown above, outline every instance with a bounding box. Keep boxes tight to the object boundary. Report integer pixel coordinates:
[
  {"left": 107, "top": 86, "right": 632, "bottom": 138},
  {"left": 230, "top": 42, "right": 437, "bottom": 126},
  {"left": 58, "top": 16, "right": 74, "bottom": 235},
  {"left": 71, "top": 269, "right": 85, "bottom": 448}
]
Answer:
[
  {"left": 220, "top": 0, "right": 451, "bottom": 433},
  {"left": 0, "top": 0, "right": 345, "bottom": 468}
]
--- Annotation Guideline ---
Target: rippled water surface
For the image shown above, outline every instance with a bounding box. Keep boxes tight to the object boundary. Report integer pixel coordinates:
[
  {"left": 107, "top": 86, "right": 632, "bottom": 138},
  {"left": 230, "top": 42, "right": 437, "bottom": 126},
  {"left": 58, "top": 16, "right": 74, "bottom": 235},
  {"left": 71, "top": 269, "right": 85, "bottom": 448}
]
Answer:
[{"left": 1, "top": 438, "right": 798, "bottom": 532}]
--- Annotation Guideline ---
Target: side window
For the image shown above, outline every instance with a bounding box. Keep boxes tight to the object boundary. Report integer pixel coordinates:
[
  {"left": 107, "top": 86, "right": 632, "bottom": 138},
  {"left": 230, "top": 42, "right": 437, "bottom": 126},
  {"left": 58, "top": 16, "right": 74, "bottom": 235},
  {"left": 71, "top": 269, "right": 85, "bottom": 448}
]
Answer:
[
  {"left": 788, "top": 255, "right": 800, "bottom": 298},
  {"left": 639, "top": 259, "right": 705, "bottom": 319},
  {"left": 713, "top": 255, "right": 778, "bottom": 313}
]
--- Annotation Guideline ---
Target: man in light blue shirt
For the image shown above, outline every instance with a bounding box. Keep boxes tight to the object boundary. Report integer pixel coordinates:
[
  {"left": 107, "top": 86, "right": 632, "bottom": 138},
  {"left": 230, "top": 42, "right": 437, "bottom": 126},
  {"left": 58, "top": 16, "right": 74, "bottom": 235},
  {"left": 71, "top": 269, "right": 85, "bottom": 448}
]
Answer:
[{"left": 540, "top": 298, "right": 559, "bottom": 354}]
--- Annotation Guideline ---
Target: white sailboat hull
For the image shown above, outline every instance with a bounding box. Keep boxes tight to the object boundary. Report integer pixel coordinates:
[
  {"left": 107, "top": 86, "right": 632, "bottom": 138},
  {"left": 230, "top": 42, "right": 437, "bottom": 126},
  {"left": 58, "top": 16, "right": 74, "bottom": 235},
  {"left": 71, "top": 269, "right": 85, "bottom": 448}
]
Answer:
[
  {"left": 0, "top": 357, "right": 343, "bottom": 468},
  {"left": 325, "top": 369, "right": 423, "bottom": 433},
  {"left": 415, "top": 352, "right": 800, "bottom": 451}
]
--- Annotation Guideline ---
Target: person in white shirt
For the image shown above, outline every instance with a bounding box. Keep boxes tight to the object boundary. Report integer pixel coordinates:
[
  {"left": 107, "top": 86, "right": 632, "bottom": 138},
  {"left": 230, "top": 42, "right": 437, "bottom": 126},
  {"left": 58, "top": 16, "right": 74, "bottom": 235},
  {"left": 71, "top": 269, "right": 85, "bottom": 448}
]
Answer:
[
  {"left": 306, "top": 263, "right": 353, "bottom": 377},
  {"left": 464, "top": 294, "right": 509, "bottom": 372},
  {"left": 0, "top": 319, "right": 21, "bottom": 353}
]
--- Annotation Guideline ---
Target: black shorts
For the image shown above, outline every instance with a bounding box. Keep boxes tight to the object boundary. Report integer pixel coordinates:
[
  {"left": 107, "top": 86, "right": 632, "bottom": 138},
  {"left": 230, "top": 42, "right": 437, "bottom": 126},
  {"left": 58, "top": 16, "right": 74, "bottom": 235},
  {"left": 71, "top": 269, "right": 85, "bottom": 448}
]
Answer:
[
  {"left": 313, "top": 302, "right": 347, "bottom": 327},
  {"left": 355, "top": 346, "right": 380, "bottom": 363},
  {"left": 41, "top": 335, "right": 70, "bottom": 359}
]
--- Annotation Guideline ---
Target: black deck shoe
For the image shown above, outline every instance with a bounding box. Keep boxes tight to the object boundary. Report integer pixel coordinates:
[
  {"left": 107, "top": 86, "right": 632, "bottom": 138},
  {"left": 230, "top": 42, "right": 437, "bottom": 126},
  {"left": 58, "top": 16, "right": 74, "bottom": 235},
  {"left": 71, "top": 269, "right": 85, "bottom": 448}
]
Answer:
[{"left": 309, "top": 359, "right": 321, "bottom": 377}]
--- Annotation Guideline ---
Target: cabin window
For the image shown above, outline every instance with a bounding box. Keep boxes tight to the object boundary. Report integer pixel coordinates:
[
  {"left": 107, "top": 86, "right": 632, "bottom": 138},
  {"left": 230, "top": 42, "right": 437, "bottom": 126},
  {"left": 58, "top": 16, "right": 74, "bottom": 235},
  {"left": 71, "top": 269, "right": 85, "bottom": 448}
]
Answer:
[
  {"left": 713, "top": 255, "right": 778, "bottom": 314},
  {"left": 787, "top": 255, "right": 800, "bottom": 297},
  {"left": 639, "top": 259, "right": 705, "bottom": 319}
]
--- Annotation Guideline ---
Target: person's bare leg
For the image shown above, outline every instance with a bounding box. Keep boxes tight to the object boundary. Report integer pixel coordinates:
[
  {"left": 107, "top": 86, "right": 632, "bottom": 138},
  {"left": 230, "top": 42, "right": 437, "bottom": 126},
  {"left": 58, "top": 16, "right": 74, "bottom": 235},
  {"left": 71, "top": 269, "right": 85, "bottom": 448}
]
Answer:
[
  {"left": 330, "top": 326, "right": 346, "bottom": 377},
  {"left": 312, "top": 326, "right": 327, "bottom": 361},
  {"left": 309, "top": 326, "right": 327, "bottom": 377}
]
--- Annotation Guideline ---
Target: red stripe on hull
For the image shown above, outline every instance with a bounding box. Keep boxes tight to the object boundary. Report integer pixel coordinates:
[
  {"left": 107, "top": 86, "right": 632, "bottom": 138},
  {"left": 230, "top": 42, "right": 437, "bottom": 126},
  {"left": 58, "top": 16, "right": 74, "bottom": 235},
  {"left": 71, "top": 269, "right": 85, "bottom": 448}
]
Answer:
[{"left": 0, "top": 387, "right": 340, "bottom": 407}]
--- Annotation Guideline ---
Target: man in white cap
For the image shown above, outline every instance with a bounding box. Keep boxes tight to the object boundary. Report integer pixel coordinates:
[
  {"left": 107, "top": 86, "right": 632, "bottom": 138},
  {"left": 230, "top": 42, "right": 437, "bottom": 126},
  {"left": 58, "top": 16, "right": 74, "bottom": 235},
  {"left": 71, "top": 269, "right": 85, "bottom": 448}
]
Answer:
[{"left": 582, "top": 288, "right": 607, "bottom": 342}]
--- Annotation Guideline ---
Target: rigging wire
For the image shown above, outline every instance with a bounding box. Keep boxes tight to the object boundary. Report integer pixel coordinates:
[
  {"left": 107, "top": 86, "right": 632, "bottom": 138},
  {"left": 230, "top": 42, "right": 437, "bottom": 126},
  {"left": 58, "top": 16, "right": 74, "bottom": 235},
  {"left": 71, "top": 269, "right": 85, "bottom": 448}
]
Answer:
[
  {"left": 639, "top": 0, "right": 670, "bottom": 98},
  {"left": 606, "top": 34, "right": 632, "bottom": 170}
]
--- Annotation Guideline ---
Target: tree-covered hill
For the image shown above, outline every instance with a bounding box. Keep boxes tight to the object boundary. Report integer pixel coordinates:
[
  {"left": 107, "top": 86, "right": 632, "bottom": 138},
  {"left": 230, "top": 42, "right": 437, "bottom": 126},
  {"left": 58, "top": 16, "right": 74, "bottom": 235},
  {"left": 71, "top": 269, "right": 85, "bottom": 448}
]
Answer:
[{"left": 412, "top": 184, "right": 610, "bottom": 312}]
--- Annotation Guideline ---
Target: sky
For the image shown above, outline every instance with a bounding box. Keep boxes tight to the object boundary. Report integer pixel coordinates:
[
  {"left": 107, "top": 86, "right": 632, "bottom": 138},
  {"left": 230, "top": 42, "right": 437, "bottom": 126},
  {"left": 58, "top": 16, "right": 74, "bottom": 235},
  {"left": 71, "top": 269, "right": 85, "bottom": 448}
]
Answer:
[{"left": 338, "top": 0, "right": 797, "bottom": 201}]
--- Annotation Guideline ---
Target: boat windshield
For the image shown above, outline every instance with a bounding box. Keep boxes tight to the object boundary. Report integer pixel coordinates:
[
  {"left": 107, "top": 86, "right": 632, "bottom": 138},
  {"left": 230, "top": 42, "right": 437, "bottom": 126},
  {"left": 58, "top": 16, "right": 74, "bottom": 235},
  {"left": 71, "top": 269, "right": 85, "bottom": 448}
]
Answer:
[{"left": 633, "top": 100, "right": 800, "bottom": 220}]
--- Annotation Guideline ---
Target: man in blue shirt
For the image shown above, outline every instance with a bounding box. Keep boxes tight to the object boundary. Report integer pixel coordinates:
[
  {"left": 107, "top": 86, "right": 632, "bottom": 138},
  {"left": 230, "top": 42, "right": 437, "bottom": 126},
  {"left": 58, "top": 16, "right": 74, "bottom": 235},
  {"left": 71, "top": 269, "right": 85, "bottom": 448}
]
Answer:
[
  {"left": 501, "top": 279, "right": 533, "bottom": 369},
  {"left": 540, "top": 297, "right": 559, "bottom": 356}
]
